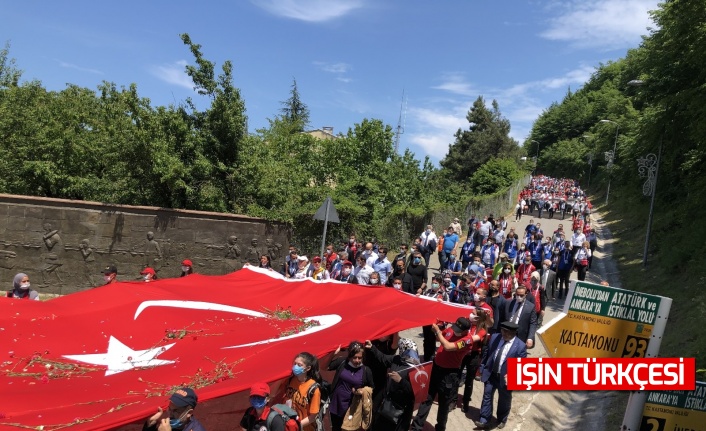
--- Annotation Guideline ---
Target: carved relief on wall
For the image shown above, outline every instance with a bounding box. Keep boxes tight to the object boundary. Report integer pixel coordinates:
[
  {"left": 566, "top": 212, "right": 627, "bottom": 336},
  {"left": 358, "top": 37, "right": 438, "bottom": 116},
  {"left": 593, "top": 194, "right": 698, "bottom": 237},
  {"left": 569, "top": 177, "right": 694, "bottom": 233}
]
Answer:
[
  {"left": 0, "top": 197, "right": 289, "bottom": 295},
  {"left": 40, "top": 223, "right": 64, "bottom": 285}
]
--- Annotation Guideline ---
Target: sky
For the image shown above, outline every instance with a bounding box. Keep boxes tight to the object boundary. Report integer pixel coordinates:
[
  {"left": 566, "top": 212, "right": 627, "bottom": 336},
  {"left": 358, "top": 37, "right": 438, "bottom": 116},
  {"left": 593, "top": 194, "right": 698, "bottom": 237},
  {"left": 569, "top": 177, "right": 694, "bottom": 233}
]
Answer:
[{"left": 1, "top": 0, "right": 659, "bottom": 163}]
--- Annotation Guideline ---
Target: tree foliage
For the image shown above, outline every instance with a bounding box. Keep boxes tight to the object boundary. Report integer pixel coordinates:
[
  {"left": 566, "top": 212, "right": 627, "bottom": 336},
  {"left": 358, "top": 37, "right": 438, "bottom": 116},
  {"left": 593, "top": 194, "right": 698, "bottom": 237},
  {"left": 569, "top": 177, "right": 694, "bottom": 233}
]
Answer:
[
  {"left": 280, "top": 78, "right": 310, "bottom": 132},
  {"left": 440, "top": 96, "right": 520, "bottom": 182},
  {"left": 0, "top": 35, "right": 527, "bottom": 254}
]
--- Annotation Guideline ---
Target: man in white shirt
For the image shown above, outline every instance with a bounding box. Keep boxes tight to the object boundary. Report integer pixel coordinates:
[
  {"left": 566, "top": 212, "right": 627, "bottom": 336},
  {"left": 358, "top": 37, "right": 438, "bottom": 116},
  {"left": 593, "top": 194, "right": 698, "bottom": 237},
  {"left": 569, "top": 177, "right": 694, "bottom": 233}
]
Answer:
[
  {"left": 479, "top": 217, "right": 493, "bottom": 241},
  {"left": 352, "top": 256, "right": 373, "bottom": 285},
  {"left": 419, "top": 225, "right": 438, "bottom": 266},
  {"left": 571, "top": 229, "right": 586, "bottom": 257}
]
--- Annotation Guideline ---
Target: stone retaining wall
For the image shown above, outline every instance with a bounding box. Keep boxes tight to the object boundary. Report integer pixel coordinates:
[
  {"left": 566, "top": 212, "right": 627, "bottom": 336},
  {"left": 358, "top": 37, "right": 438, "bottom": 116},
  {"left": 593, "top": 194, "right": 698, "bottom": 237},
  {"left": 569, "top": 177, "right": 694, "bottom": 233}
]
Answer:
[{"left": 0, "top": 194, "right": 290, "bottom": 294}]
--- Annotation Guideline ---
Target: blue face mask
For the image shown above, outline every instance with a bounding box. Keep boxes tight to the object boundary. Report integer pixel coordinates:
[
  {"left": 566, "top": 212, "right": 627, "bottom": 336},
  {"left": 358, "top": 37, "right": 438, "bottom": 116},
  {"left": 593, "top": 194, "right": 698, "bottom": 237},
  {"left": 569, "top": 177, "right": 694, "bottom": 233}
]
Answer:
[
  {"left": 413, "top": 258, "right": 421, "bottom": 265},
  {"left": 169, "top": 410, "right": 188, "bottom": 429},
  {"left": 250, "top": 396, "right": 267, "bottom": 409},
  {"left": 292, "top": 364, "right": 306, "bottom": 376}
]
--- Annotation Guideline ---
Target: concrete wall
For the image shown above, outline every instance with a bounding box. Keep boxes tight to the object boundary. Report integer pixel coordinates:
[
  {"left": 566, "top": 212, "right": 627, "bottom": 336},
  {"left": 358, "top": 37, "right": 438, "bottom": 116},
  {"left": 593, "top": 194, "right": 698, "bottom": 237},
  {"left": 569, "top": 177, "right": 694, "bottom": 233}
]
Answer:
[{"left": 0, "top": 194, "right": 290, "bottom": 294}]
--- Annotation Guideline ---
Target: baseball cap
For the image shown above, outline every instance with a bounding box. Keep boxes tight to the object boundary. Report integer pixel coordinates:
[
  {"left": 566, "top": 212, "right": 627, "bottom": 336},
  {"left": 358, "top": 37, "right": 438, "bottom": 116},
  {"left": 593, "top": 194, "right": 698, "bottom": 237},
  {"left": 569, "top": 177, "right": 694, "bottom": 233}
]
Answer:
[
  {"left": 140, "top": 267, "right": 155, "bottom": 276},
  {"left": 249, "top": 382, "right": 270, "bottom": 398},
  {"left": 170, "top": 387, "right": 198, "bottom": 408},
  {"left": 451, "top": 317, "right": 471, "bottom": 333},
  {"left": 313, "top": 256, "right": 322, "bottom": 263},
  {"left": 181, "top": 259, "right": 193, "bottom": 267},
  {"left": 102, "top": 265, "right": 117, "bottom": 275}
]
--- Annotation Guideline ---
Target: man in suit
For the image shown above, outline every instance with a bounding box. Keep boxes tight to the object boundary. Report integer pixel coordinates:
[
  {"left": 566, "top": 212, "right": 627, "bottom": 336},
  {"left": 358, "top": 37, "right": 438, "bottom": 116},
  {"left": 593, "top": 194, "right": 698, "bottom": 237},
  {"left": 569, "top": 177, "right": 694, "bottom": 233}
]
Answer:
[
  {"left": 502, "top": 286, "right": 537, "bottom": 349},
  {"left": 540, "top": 258, "right": 557, "bottom": 300},
  {"left": 474, "top": 321, "right": 527, "bottom": 429}
]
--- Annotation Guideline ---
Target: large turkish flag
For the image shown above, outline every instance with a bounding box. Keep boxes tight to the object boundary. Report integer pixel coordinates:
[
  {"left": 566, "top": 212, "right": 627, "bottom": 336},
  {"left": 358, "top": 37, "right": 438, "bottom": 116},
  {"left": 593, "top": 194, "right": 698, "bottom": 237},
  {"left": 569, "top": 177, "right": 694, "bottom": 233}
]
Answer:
[{"left": 0, "top": 267, "right": 471, "bottom": 430}]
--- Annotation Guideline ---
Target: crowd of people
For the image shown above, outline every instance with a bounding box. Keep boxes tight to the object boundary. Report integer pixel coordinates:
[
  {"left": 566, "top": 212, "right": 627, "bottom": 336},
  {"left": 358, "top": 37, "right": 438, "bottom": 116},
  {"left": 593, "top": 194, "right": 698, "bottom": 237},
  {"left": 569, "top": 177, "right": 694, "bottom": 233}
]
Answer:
[{"left": 5, "top": 175, "right": 598, "bottom": 430}]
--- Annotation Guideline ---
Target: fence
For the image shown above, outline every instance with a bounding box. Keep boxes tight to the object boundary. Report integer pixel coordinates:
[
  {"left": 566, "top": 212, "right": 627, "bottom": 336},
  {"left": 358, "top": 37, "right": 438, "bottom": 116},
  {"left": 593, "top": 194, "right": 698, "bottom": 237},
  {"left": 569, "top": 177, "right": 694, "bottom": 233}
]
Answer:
[{"left": 462, "top": 174, "right": 532, "bottom": 223}]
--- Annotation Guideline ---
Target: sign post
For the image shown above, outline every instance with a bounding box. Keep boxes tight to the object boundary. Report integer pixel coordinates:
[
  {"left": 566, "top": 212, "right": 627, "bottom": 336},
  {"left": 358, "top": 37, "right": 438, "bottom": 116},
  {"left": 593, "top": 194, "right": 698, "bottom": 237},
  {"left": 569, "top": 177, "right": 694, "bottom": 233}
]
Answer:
[
  {"left": 639, "top": 381, "right": 706, "bottom": 431},
  {"left": 313, "top": 197, "right": 339, "bottom": 259},
  {"left": 538, "top": 281, "right": 672, "bottom": 430}
]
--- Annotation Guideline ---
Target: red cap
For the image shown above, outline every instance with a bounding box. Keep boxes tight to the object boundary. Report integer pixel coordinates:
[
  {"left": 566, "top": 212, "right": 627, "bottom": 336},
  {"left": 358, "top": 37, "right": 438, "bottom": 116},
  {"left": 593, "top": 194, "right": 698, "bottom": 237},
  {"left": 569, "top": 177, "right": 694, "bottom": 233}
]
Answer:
[
  {"left": 313, "top": 256, "right": 322, "bottom": 263},
  {"left": 342, "top": 260, "right": 353, "bottom": 266},
  {"left": 182, "top": 259, "right": 193, "bottom": 267},
  {"left": 250, "top": 382, "right": 270, "bottom": 397},
  {"left": 140, "top": 267, "right": 155, "bottom": 276}
]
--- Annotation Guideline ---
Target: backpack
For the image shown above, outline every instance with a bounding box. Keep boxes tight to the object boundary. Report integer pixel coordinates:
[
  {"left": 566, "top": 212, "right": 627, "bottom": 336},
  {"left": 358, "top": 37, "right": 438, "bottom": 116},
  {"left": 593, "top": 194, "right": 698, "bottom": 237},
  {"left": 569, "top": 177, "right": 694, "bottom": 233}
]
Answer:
[
  {"left": 288, "top": 377, "right": 331, "bottom": 431},
  {"left": 307, "top": 380, "right": 331, "bottom": 431},
  {"left": 266, "top": 404, "right": 301, "bottom": 431}
]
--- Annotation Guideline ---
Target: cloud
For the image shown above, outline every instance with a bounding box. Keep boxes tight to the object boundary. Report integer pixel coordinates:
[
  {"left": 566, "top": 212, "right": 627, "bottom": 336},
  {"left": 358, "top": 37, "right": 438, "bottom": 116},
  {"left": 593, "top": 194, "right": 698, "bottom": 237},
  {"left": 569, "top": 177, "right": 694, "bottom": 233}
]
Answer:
[
  {"left": 431, "top": 73, "right": 476, "bottom": 97},
  {"left": 336, "top": 77, "right": 352, "bottom": 83},
  {"left": 541, "top": 0, "right": 659, "bottom": 49},
  {"left": 149, "top": 60, "right": 194, "bottom": 90},
  {"left": 57, "top": 61, "right": 103, "bottom": 75},
  {"left": 314, "top": 61, "right": 351, "bottom": 74},
  {"left": 408, "top": 66, "right": 595, "bottom": 158},
  {"left": 252, "top": 0, "right": 364, "bottom": 22}
]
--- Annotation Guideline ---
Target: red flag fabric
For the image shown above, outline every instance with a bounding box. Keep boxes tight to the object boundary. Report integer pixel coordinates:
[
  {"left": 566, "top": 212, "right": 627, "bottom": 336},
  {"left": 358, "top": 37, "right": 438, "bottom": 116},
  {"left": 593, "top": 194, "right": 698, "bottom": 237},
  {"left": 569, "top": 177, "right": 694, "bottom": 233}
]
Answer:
[
  {"left": 409, "top": 361, "right": 434, "bottom": 406},
  {"left": 0, "top": 267, "right": 471, "bottom": 430}
]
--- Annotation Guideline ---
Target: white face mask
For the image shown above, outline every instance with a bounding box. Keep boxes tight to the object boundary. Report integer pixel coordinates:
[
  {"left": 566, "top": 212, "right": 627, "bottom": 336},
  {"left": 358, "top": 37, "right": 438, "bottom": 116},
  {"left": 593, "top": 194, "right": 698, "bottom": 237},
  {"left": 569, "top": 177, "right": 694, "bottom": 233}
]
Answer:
[
  {"left": 103, "top": 275, "right": 112, "bottom": 283},
  {"left": 473, "top": 293, "right": 481, "bottom": 302},
  {"left": 516, "top": 296, "right": 525, "bottom": 303},
  {"left": 143, "top": 275, "right": 151, "bottom": 281},
  {"left": 503, "top": 269, "right": 511, "bottom": 274},
  {"left": 342, "top": 268, "right": 351, "bottom": 276},
  {"left": 19, "top": 282, "right": 30, "bottom": 290},
  {"left": 393, "top": 283, "right": 402, "bottom": 289},
  {"left": 181, "top": 266, "right": 189, "bottom": 273},
  {"left": 542, "top": 265, "right": 548, "bottom": 270}
]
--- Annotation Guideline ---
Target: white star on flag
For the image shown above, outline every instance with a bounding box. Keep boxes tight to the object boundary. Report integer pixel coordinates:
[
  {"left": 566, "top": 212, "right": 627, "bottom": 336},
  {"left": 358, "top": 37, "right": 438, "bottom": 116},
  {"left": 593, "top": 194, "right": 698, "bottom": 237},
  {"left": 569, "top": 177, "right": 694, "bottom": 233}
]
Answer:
[{"left": 63, "top": 336, "right": 176, "bottom": 376}]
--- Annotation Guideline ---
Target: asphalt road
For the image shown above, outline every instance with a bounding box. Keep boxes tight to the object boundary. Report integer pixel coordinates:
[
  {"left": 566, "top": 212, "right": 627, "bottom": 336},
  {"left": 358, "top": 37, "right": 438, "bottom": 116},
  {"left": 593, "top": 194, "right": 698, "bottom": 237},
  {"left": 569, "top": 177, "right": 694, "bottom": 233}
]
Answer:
[{"left": 399, "top": 207, "right": 620, "bottom": 431}]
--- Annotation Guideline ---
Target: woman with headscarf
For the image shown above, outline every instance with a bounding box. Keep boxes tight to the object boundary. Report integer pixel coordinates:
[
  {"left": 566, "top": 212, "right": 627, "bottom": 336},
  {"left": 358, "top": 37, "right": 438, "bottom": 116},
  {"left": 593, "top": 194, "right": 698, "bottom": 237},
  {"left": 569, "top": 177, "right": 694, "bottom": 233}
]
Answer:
[
  {"left": 364, "top": 338, "right": 419, "bottom": 431},
  {"left": 7, "top": 273, "right": 39, "bottom": 300},
  {"left": 327, "top": 341, "right": 375, "bottom": 431}
]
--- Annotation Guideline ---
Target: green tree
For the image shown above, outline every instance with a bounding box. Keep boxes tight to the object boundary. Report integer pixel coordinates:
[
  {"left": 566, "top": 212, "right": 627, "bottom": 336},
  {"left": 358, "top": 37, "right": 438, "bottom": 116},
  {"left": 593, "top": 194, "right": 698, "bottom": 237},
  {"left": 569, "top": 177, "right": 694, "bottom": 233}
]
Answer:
[
  {"left": 468, "top": 158, "right": 522, "bottom": 195},
  {"left": 0, "top": 42, "right": 21, "bottom": 88},
  {"left": 280, "top": 78, "right": 310, "bottom": 131},
  {"left": 440, "top": 96, "right": 519, "bottom": 182}
]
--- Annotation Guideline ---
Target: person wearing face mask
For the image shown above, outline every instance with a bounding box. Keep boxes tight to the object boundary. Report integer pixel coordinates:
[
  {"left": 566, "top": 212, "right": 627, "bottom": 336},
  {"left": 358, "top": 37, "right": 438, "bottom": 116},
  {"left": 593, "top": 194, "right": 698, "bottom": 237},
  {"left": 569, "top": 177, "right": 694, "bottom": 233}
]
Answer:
[
  {"left": 240, "top": 382, "right": 293, "bottom": 431},
  {"left": 140, "top": 267, "right": 157, "bottom": 282},
  {"left": 411, "top": 317, "right": 478, "bottom": 431},
  {"left": 525, "top": 272, "right": 547, "bottom": 327},
  {"left": 371, "top": 247, "right": 392, "bottom": 285},
  {"left": 328, "top": 341, "right": 375, "bottom": 431},
  {"left": 419, "top": 225, "right": 437, "bottom": 269},
  {"left": 335, "top": 261, "right": 355, "bottom": 283},
  {"left": 143, "top": 387, "right": 205, "bottom": 431},
  {"left": 460, "top": 235, "right": 476, "bottom": 271},
  {"left": 406, "top": 251, "right": 427, "bottom": 295},
  {"left": 286, "top": 353, "right": 323, "bottom": 431},
  {"left": 391, "top": 263, "right": 414, "bottom": 293},
  {"left": 458, "top": 308, "right": 489, "bottom": 413},
  {"left": 515, "top": 252, "right": 535, "bottom": 286},
  {"left": 102, "top": 265, "right": 118, "bottom": 285},
  {"left": 475, "top": 322, "right": 527, "bottom": 430},
  {"left": 540, "top": 259, "right": 557, "bottom": 300},
  {"left": 394, "top": 243, "right": 409, "bottom": 265},
  {"left": 502, "top": 287, "right": 537, "bottom": 350},
  {"left": 352, "top": 256, "right": 373, "bottom": 285},
  {"left": 180, "top": 259, "right": 194, "bottom": 277},
  {"left": 309, "top": 256, "right": 330, "bottom": 280},
  {"left": 492, "top": 253, "right": 513, "bottom": 280},
  {"left": 368, "top": 271, "right": 382, "bottom": 286},
  {"left": 443, "top": 250, "right": 462, "bottom": 284},
  {"left": 364, "top": 338, "right": 418, "bottom": 431},
  {"left": 497, "top": 262, "right": 517, "bottom": 299},
  {"left": 486, "top": 281, "right": 507, "bottom": 335},
  {"left": 7, "top": 273, "right": 39, "bottom": 300}
]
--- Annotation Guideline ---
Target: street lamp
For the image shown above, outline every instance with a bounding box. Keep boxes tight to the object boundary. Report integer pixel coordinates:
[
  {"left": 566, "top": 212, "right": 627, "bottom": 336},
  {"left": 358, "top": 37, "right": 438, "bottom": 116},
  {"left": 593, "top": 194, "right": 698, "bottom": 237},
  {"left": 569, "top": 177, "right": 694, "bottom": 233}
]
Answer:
[{"left": 600, "top": 119, "right": 619, "bottom": 205}]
